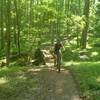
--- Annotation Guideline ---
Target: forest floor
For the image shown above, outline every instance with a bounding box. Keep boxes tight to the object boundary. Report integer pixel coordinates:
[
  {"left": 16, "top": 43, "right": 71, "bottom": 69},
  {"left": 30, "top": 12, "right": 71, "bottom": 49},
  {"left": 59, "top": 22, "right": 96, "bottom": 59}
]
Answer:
[{"left": 0, "top": 50, "right": 81, "bottom": 100}]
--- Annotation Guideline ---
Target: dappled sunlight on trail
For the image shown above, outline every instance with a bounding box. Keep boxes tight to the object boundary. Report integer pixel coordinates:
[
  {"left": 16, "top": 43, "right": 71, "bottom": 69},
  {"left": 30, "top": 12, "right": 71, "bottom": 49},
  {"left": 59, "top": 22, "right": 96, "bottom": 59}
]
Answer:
[{"left": 31, "top": 64, "right": 81, "bottom": 100}]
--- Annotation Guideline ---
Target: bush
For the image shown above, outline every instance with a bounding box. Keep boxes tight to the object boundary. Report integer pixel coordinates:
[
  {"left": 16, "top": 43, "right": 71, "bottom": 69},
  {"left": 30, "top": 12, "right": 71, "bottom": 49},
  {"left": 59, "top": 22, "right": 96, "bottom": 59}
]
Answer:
[{"left": 63, "top": 48, "right": 73, "bottom": 61}]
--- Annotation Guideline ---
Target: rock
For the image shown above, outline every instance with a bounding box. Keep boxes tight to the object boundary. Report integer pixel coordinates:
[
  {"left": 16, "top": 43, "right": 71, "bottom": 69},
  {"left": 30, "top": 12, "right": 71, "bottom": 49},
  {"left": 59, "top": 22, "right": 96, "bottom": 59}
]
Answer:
[
  {"left": 0, "top": 59, "right": 6, "bottom": 67},
  {"left": 79, "top": 55, "right": 89, "bottom": 61}
]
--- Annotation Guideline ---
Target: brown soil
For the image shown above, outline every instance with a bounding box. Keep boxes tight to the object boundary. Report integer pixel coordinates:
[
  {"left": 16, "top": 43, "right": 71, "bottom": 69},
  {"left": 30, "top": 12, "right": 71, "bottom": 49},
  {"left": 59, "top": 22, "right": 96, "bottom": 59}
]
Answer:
[
  {"left": 31, "top": 65, "right": 81, "bottom": 100},
  {"left": 30, "top": 49, "right": 81, "bottom": 100}
]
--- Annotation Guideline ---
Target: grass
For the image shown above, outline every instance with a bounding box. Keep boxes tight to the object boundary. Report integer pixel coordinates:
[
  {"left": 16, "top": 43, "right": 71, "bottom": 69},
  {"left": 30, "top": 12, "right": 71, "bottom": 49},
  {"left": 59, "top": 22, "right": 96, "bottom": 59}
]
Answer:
[
  {"left": 64, "top": 61, "right": 100, "bottom": 100},
  {"left": 0, "top": 64, "right": 41, "bottom": 100}
]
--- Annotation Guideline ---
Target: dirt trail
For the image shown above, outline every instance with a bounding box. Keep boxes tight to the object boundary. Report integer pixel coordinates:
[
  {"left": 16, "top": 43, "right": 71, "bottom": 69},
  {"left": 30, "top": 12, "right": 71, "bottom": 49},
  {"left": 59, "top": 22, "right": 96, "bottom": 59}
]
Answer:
[
  {"left": 31, "top": 49, "right": 81, "bottom": 100},
  {"left": 31, "top": 66, "right": 81, "bottom": 100}
]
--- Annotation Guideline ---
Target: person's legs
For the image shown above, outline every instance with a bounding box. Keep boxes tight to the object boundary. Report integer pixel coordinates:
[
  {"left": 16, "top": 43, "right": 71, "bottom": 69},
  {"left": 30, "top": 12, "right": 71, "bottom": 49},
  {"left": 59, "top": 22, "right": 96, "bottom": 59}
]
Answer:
[
  {"left": 57, "top": 52, "right": 61, "bottom": 72},
  {"left": 54, "top": 54, "right": 57, "bottom": 66}
]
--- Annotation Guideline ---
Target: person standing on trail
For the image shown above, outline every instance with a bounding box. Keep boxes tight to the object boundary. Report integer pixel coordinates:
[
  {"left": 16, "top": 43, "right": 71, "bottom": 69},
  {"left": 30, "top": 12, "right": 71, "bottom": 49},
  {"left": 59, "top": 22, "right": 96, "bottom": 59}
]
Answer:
[{"left": 54, "top": 39, "right": 63, "bottom": 68}]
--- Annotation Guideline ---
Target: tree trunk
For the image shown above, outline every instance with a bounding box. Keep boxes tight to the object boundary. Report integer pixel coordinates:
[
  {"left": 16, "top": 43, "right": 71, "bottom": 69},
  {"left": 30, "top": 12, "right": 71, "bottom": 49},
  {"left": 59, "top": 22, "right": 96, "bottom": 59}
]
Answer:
[
  {"left": 13, "top": 16, "right": 17, "bottom": 46},
  {"left": 0, "top": 0, "right": 4, "bottom": 50},
  {"left": 6, "top": 0, "right": 11, "bottom": 66},
  {"left": 14, "top": 0, "right": 21, "bottom": 55},
  {"left": 80, "top": 0, "right": 90, "bottom": 49}
]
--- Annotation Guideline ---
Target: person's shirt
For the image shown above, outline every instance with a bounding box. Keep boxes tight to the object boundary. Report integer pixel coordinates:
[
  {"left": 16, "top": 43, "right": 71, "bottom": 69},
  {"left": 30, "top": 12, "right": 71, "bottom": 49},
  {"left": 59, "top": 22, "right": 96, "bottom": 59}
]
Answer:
[{"left": 54, "top": 42, "right": 63, "bottom": 53}]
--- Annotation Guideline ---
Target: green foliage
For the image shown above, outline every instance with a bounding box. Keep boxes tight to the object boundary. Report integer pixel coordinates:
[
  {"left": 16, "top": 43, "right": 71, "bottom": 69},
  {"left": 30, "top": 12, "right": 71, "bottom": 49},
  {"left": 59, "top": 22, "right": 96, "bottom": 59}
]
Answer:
[
  {"left": 0, "top": 65, "right": 39, "bottom": 100},
  {"left": 0, "top": 0, "right": 99, "bottom": 59},
  {"left": 0, "top": 0, "right": 100, "bottom": 99},
  {"left": 62, "top": 47, "right": 74, "bottom": 61},
  {"left": 64, "top": 62, "right": 100, "bottom": 99},
  {"left": 63, "top": 46, "right": 100, "bottom": 62}
]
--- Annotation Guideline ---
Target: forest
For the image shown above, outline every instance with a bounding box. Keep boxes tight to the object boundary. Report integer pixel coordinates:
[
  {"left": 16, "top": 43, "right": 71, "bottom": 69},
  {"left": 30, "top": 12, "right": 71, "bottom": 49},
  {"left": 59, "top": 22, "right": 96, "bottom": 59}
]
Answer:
[{"left": 0, "top": 0, "right": 100, "bottom": 100}]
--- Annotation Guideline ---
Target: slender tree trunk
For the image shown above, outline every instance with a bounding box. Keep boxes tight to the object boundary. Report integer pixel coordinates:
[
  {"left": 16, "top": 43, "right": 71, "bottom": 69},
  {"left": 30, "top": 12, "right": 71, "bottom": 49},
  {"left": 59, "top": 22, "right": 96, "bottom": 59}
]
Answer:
[
  {"left": 29, "top": 0, "right": 32, "bottom": 30},
  {"left": 14, "top": 0, "right": 21, "bottom": 55},
  {"left": 0, "top": 0, "right": 4, "bottom": 50},
  {"left": 13, "top": 16, "right": 17, "bottom": 46},
  {"left": 13, "top": 1, "right": 17, "bottom": 46},
  {"left": 56, "top": 0, "right": 60, "bottom": 38},
  {"left": 6, "top": 0, "right": 11, "bottom": 66},
  {"left": 78, "top": 0, "right": 81, "bottom": 15},
  {"left": 80, "top": 0, "right": 90, "bottom": 49}
]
